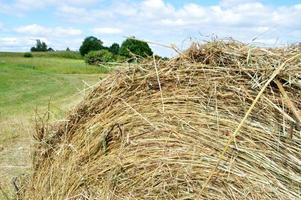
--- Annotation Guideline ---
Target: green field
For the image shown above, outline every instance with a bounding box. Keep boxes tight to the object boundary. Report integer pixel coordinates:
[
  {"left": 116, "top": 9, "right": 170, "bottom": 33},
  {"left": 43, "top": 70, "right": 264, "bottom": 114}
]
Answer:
[
  {"left": 0, "top": 53, "right": 109, "bottom": 198},
  {"left": 0, "top": 50, "right": 83, "bottom": 59}
]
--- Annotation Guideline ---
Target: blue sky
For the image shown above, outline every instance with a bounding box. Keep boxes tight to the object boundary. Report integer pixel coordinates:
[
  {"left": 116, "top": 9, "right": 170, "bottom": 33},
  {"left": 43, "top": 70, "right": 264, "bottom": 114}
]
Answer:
[{"left": 0, "top": 0, "right": 301, "bottom": 56}]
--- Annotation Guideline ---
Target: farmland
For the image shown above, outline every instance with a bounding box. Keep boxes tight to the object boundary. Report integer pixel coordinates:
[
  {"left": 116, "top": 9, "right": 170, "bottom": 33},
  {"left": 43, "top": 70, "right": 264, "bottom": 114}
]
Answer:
[{"left": 0, "top": 53, "right": 108, "bottom": 198}]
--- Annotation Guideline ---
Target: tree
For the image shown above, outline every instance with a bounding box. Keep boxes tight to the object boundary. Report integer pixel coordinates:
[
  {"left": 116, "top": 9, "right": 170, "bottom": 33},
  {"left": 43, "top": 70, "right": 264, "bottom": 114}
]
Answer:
[
  {"left": 109, "top": 43, "right": 120, "bottom": 55},
  {"left": 119, "top": 38, "right": 153, "bottom": 58},
  {"left": 31, "top": 39, "right": 49, "bottom": 52},
  {"left": 79, "top": 36, "right": 104, "bottom": 56},
  {"left": 66, "top": 47, "right": 71, "bottom": 51},
  {"left": 41, "top": 42, "right": 47, "bottom": 51}
]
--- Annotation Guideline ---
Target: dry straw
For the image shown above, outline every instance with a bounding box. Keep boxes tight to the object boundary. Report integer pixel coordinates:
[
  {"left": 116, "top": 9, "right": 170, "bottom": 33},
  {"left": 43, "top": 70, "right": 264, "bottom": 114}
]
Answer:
[{"left": 19, "top": 40, "right": 301, "bottom": 199}]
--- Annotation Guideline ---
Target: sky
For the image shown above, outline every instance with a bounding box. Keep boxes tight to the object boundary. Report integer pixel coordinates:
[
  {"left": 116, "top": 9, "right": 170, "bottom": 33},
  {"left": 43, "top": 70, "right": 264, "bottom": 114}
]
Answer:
[{"left": 0, "top": 0, "right": 301, "bottom": 56}]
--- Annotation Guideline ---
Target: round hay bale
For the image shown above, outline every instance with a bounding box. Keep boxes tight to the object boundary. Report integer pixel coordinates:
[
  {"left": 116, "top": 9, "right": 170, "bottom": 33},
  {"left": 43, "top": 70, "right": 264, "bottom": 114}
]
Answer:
[{"left": 21, "top": 41, "right": 301, "bottom": 199}]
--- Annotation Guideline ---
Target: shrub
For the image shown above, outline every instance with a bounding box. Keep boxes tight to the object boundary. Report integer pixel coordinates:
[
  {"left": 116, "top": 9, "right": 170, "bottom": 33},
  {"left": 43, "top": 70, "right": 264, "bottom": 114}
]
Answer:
[
  {"left": 79, "top": 36, "right": 104, "bottom": 56},
  {"left": 85, "top": 50, "right": 114, "bottom": 65},
  {"left": 24, "top": 52, "right": 33, "bottom": 58},
  {"left": 120, "top": 38, "right": 153, "bottom": 59}
]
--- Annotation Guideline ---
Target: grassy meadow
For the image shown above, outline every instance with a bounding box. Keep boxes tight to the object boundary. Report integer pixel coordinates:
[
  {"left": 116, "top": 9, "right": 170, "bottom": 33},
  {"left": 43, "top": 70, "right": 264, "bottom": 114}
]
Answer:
[{"left": 0, "top": 52, "right": 109, "bottom": 198}]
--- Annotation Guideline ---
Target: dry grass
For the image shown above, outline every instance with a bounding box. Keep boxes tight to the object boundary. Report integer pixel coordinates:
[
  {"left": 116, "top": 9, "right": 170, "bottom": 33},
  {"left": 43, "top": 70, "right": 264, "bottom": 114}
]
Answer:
[
  {"left": 19, "top": 40, "right": 301, "bottom": 199},
  {"left": 0, "top": 117, "right": 32, "bottom": 199}
]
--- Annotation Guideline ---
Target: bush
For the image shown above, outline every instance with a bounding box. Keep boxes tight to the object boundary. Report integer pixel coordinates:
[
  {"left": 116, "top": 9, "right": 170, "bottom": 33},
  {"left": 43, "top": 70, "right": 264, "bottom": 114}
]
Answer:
[
  {"left": 24, "top": 52, "right": 33, "bottom": 58},
  {"left": 120, "top": 38, "right": 153, "bottom": 59},
  {"left": 79, "top": 36, "right": 104, "bottom": 56},
  {"left": 85, "top": 50, "right": 114, "bottom": 65}
]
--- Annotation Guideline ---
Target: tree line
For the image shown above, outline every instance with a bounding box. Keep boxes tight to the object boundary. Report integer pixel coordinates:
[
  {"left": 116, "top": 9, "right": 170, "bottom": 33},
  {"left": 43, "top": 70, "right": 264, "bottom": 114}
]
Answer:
[
  {"left": 29, "top": 36, "right": 155, "bottom": 64},
  {"left": 30, "top": 39, "right": 54, "bottom": 52}
]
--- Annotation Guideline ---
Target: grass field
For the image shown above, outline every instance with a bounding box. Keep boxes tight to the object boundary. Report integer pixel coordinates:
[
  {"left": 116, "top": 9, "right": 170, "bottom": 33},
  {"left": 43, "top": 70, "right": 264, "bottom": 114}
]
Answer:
[
  {"left": 0, "top": 53, "right": 109, "bottom": 198},
  {"left": 0, "top": 50, "right": 83, "bottom": 59}
]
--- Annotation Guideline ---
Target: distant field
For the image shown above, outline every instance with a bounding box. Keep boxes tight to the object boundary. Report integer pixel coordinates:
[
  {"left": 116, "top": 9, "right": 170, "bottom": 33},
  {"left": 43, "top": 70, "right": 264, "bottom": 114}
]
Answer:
[
  {"left": 0, "top": 64, "right": 103, "bottom": 117},
  {"left": 0, "top": 50, "right": 82, "bottom": 59},
  {"left": 0, "top": 56, "right": 110, "bottom": 74},
  {"left": 0, "top": 55, "right": 110, "bottom": 117},
  {"left": 0, "top": 52, "right": 110, "bottom": 198}
]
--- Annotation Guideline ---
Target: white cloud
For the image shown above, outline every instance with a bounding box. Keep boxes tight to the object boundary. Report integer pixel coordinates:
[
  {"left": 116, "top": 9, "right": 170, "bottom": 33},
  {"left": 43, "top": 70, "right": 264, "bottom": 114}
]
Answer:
[
  {"left": 92, "top": 27, "right": 122, "bottom": 34},
  {"left": 0, "top": 37, "right": 36, "bottom": 51},
  {"left": 0, "top": 35, "right": 82, "bottom": 52},
  {"left": 54, "top": 27, "right": 82, "bottom": 36},
  {"left": 1, "top": 0, "right": 301, "bottom": 56},
  {"left": 15, "top": 24, "right": 48, "bottom": 35},
  {"left": 220, "top": 0, "right": 260, "bottom": 6},
  {"left": 10, "top": 24, "right": 83, "bottom": 51},
  {"left": 15, "top": 24, "right": 82, "bottom": 37},
  {"left": 56, "top": 5, "right": 113, "bottom": 23},
  {"left": 54, "top": 0, "right": 301, "bottom": 30},
  {"left": 142, "top": 0, "right": 165, "bottom": 9},
  {"left": 56, "top": 0, "right": 98, "bottom": 6},
  {"left": 55, "top": 7, "right": 85, "bottom": 23},
  {"left": 0, "top": 0, "right": 99, "bottom": 15},
  {"left": 180, "top": 4, "right": 206, "bottom": 18},
  {"left": 0, "top": 37, "right": 21, "bottom": 46}
]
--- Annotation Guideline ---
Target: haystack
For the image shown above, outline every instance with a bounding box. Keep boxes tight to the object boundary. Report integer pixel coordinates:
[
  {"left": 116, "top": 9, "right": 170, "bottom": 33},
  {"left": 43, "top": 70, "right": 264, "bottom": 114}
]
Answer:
[{"left": 20, "top": 40, "right": 301, "bottom": 199}]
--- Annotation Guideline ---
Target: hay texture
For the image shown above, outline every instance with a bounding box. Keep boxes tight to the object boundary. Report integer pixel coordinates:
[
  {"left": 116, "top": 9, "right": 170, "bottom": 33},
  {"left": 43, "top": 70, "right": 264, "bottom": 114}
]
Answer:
[{"left": 21, "top": 41, "right": 301, "bottom": 199}]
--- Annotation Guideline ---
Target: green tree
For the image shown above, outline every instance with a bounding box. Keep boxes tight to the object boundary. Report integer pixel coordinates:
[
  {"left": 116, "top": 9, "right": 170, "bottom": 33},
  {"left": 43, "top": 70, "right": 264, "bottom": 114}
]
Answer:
[
  {"left": 79, "top": 36, "right": 104, "bottom": 56},
  {"left": 109, "top": 43, "right": 120, "bottom": 55},
  {"left": 31, "top": 39, "right": 49, "bottom": 52},
  {"left": 119, "top": 38, "right": 153, "bottom": 58},
  {"left": 66, "top": 47, "right": 71, "bottom": 51},
  {"left": 85, "top": 50, "right": 114, "bottom": 65}
]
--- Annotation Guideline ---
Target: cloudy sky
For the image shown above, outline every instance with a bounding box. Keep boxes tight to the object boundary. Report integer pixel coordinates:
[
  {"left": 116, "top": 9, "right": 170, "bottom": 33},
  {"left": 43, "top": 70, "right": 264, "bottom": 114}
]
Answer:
[{"left": 0, "top": 0, "right": 301, "bottom": 56}]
